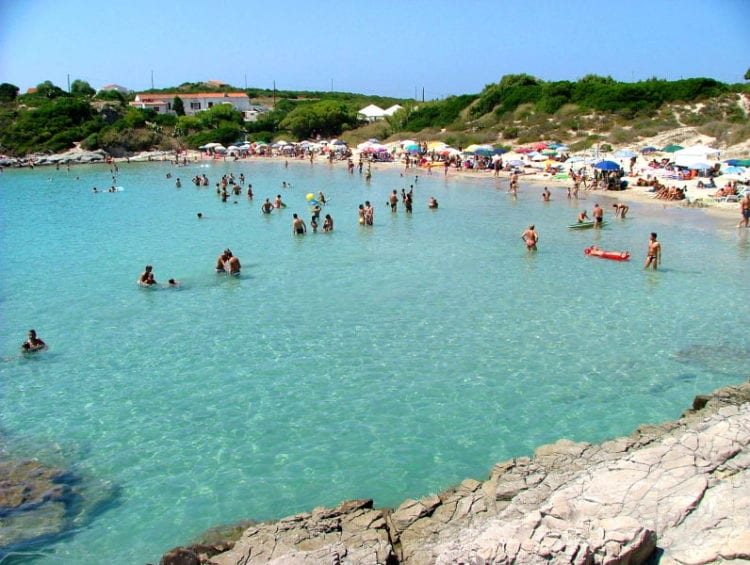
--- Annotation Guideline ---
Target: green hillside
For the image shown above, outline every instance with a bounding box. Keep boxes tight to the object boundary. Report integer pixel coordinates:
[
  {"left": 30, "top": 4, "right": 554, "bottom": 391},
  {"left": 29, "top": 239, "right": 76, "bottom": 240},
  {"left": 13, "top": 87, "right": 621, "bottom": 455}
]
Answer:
[{"left": 0, "top": 75, "right": 747, "bottom": 158}]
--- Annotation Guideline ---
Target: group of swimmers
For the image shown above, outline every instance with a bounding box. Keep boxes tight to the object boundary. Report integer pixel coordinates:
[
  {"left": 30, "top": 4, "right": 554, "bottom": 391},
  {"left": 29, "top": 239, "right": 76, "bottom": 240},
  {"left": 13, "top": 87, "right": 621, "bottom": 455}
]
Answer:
[
  {"left": 138, "top": 265, "right": 180, "bottom": 287},
  {"left": 524, "top": 184, "right": 661, "bottom": 270}
]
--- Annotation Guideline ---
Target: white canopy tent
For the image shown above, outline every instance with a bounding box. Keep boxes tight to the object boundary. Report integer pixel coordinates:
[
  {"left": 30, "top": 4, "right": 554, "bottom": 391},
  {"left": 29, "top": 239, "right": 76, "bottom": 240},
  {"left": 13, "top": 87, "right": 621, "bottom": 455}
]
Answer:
[{"left": 673, "top": 144, "right": 721, "bottom": 167}]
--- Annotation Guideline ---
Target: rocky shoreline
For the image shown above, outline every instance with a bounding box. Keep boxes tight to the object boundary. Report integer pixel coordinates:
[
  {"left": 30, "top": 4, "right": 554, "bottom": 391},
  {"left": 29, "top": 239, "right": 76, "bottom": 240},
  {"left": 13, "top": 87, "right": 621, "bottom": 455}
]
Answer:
[{"left": 157, "top": 379, "right": 750, "bottom": 565}]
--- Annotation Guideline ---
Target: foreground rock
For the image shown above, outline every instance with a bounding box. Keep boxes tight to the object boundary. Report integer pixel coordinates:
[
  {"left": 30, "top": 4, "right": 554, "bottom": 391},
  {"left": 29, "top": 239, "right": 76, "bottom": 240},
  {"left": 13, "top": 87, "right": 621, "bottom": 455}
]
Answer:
[{"left": 161, "top": 380, "right": 750, "bottom": 565}]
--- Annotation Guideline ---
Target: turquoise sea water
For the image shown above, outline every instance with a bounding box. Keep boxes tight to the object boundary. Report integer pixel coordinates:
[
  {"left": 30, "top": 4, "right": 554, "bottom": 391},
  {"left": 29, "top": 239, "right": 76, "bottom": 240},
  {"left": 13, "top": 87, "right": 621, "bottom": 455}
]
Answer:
[{"left": 0, "top": 159, "right": 748, "bottom": 564}]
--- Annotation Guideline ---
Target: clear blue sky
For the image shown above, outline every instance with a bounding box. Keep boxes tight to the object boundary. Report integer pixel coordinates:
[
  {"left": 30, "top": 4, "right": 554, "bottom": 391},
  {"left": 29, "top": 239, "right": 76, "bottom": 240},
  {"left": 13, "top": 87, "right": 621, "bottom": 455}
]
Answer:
[{"left": 1, "top": 0, "right": 748, "bottom": 99}]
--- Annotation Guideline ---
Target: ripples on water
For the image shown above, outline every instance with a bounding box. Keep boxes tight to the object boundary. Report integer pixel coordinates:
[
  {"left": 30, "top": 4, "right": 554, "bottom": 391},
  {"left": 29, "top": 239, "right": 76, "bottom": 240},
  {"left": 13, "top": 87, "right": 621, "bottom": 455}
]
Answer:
[{"left": 0, "top": 160, "right": 747, "bottom": 563}]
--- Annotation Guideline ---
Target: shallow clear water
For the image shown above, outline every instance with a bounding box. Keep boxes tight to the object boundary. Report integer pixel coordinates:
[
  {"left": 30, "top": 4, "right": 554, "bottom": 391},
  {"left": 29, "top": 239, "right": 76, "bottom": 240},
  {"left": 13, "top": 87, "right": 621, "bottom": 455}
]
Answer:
[{"left": 0, "top": 159, "right": 748, "bottom": 563}]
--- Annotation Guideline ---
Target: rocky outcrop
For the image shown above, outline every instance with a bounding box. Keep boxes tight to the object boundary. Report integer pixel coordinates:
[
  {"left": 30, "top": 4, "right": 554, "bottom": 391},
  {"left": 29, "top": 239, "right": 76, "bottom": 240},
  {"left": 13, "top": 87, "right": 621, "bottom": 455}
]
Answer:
[
  {"left": 0, "top": 148, "right": 108, "bottom": 167},
  {"left": 0, "top": 456, "right": 119, "bottom": 557},
  {"left": 161, "top": 381, "right": 750, "bottom": 565}
]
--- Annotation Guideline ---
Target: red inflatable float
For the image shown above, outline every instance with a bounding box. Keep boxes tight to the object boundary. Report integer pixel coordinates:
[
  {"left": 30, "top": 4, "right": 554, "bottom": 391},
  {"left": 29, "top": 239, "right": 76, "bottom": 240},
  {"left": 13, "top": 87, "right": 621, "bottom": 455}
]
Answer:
[{"left": 584, "top": 246, "right": 630, "bottom": 261}]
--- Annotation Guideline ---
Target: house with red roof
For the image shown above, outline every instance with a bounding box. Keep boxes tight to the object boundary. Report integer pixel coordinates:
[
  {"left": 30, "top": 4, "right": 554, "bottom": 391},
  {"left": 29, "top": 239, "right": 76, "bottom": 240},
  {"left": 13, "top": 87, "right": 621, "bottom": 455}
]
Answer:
[{"left": 131, "top": 92, "right": 252, "bottom": 118}]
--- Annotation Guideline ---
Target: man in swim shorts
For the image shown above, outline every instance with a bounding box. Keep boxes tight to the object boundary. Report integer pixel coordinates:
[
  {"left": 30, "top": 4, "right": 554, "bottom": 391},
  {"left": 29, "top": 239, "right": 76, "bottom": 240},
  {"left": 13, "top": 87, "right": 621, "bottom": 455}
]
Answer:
[
  {"left": 738, "top": 192, "right": 750, "bottom": 228},
  {"left": 644, "top": 232, "right": 661, "bottom": 270},
  {"left": 262, "top": 199, "right": 273, "bottom": 214},
  {"left": 577, "top": 210, "right": 589, "bottom": 223},
  {"left": 593, "top": 203, "right": 604, "bottom": 226},
  {"left": 389, "top": 190, "right": 399, "bottom": 212},
  {"left": 521, "top": 225, "right": 538, "bottom": 251},
  {"left": 292, "top": 213, "right": 307, "bottom": 235}
]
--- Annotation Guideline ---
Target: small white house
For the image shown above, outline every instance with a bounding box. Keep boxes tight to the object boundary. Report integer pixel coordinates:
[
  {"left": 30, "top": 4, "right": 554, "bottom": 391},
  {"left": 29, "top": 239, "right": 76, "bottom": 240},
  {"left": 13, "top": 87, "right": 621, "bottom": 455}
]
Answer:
[{"left": 98, "top": 84, "right": 130, "bottom": 94}]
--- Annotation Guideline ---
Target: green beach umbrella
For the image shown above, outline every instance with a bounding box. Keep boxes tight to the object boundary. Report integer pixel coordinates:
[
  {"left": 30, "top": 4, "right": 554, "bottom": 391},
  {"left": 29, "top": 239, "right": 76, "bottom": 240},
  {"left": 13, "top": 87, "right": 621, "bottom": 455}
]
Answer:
[{"left": 662, "top": 144, "right": 684, "bottom": 153}]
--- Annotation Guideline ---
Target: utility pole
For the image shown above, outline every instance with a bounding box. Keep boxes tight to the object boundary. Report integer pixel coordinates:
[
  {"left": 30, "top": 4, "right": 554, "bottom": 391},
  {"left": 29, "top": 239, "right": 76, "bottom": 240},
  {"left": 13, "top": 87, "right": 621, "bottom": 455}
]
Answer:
[
  {"left": 151, "top": 70, "right": 154, "bottom": 90},
  {"left": 244, "top": 73, "right": 247, "bottom": 89},
  {"left": 273, "top": 80, "right": 276, "bottom": 108},
  {"left": 67, "top": 74, "right": 70, "bottom": 92},
  {"left": 422, "top": 87, "right": 424, "bottom": 103}
]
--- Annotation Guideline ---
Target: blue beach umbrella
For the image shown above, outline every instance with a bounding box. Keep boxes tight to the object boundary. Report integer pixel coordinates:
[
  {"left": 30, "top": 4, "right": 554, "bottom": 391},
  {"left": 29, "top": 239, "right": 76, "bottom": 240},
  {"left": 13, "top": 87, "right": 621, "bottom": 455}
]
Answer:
[
  {"left": 688, "top": 162, "right": 711, "bottom": 170},
  {"left": 492, "top": 148, "right": 506, "bottom": 155},
  {"left": 474, "top": 148, "right": 493, "bottom": 157},
  {"left": 723, "top": 165, "right": 746, "bottom": 174},
  {"left": 641, "top": 146, "right": 658, "bottom": 153},
  {"left": 593, "top": 160, "right": 621, "bottom": 171}
]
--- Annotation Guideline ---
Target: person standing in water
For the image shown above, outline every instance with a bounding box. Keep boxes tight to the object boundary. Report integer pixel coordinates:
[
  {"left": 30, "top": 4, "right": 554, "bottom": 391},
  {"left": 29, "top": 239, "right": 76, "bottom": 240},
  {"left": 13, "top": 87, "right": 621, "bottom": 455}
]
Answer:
[
  {"left": 593, "top": 203, "right": 604, "bottom": 226},
  {"left": 521, "top": 225, "right": 538, "bottom": 251},
  {"left": 21, "top": 329, "right": 47, "bottom": 352},
  {"left": 644, "top": 232, "right": 661, "bottom": 270},
  {"left": 292, "top": 213, "right": 307, "bottom": 235},
  {"left": 139, "top": 265, "right": 157, "bottom": 286},
  {"left": 613, "top": 203, "right": 629, "bottom": 218},
  {"left": 738, "top": 191, "right": 750, "bottom": 228}
]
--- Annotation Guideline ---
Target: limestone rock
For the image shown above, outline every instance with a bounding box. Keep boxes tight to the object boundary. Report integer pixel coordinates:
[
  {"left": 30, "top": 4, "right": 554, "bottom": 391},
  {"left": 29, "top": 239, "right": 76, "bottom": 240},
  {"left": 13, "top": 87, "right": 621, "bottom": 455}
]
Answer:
[{"left": 168, "top": 380, "right": 750, "bottom": 565}]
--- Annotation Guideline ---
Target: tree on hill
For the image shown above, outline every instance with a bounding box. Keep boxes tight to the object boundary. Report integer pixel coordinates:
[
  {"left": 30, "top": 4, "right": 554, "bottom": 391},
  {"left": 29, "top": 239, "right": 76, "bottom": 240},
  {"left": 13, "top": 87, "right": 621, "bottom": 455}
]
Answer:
[
  {"left": 71, "top": 79, "right": 95, "bottom": 97},
  {"left": 0, "top": 82, "right": 19, "bottom": 102},
  {"left": 279, "top": 100, "right": 357, "bottom": 139},
  {"left": 35, "top": 80, "right": 68, "bottom": 99}
]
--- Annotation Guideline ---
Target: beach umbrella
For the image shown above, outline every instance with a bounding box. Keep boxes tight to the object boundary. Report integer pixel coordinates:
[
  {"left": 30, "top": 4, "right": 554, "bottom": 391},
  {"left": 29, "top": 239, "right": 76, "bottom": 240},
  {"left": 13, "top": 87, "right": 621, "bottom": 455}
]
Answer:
[
  {"left": 405, "top": 143, "right": 421, "bottom": 152},
  {"left": 516, "top": 146, "right": 533, "bottom": 154},
  {"left": 614, "top": 150, "right": 638, "bottom": 158},
  {"left": 541, "top": 149, "right": 558, "bottom": 156},
  {"left": 593, "top": 160, "right": 621, "bottom": 171},
  {"left": 641, "top": 146, "right": 658, "bottom": 153},
  {"left": 662, "top": 144, "right": 684, "bottom": 153},
  {"left": 330, "top": 139, "right": 346, "bottom": 146},
  {"left": 531, "top": 142, "right": 548, "bottom": 150},
  {"left": 427, "top": 141, "right": 446, "bottom": 150},
  {"left": 722, "top": 165, "right": 746, "bottom": 174},
  {"left": 688, "top": 162, "right": 712, "bottom": 170},
  {"left": 724, "top": 158, "right": 750, "bottom": 167},
  {"left": 565, "top": 156, "right": 584, "bottom": 164},
  {"left": 508, "top": 159, "right": 525, "bottom": 167},
  {"left": 555, "top": 145, "right": 569, "bottom": 151},
  {"left": 474, "top": 148, "right": 493, "bottom": 157},
  {"left": 492, "top": 148, "right": 506, "bottom": 155}
]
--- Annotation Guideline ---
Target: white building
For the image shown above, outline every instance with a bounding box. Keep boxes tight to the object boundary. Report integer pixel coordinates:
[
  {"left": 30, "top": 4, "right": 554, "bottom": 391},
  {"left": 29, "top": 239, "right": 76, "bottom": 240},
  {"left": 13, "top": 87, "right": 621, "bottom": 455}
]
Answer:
[
  {"left": 98, "top": 84, "right": 130, "bottom": 94},
  {"left": 131, "top": 92, "right": 252, "bottom": 118}
]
